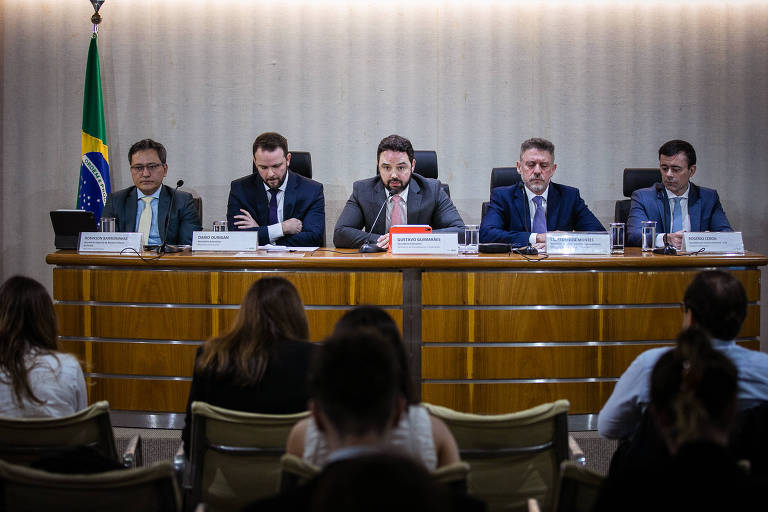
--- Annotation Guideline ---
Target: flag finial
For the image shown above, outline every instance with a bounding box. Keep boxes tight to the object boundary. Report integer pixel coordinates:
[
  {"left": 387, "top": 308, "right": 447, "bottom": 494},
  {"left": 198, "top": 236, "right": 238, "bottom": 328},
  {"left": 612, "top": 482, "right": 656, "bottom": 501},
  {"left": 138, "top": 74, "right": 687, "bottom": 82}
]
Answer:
[{"left": 90, "top": 1, "right": 105, "bottom": 32}]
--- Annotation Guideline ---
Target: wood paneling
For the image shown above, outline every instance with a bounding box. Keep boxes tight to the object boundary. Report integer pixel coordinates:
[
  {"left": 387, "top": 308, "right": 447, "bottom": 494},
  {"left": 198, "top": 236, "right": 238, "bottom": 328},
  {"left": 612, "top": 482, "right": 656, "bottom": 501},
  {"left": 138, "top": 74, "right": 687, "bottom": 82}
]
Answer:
[
  {"left": 423, "top": 272, "right": 598, "bottom": 305},
  {"left": 422, "top": 382, "right": 616, "bottom": 415},
  {"left": 602, "top": 269, "right": 761, "bottom": 303},
  {"left": 54, "top": 269, "right": 212, "bottom": 303},
  {"left": 87, "top": 378, "right": 191, "bottom": 412},
  {"left": 58, "top": 340, "right": 198, "bottom": 376},
  {"left": 53, "top": 269, "right": 87, "bottom": 301}
]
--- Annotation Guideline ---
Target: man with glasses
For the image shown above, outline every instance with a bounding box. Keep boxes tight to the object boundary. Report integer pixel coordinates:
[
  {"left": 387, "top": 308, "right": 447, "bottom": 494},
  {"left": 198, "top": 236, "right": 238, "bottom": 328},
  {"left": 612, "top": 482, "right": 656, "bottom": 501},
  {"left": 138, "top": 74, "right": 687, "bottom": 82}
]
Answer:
[
  {"left": 333, "top": 134, "right": 464, "bottom": 249},
  {"left": 627, "top": 139, "right": 732, "bottom": 249},
  {"left": 480, "top": 137, "right": 604, "bottom": 249},
  {"left": 102, "top": 139, "right": 201, "bottom": 246}
]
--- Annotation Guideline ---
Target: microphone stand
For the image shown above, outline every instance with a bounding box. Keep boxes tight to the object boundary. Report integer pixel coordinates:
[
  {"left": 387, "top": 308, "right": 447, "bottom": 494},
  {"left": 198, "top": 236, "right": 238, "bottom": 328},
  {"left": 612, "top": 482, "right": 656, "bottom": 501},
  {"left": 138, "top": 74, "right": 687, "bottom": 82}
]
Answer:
[
  {"left": 359, "top": 190, "right": 394, "bottom": 253},
  {"left": 159, "top": 179, "right": 185, "bottom": 254}
]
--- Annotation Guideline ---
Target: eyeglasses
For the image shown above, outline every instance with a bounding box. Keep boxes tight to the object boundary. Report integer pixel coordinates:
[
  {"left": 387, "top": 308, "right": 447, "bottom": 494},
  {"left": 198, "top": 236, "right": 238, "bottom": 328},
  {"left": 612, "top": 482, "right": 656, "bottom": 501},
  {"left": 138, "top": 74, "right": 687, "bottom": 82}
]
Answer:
[{"left": 130, "top": 163, "right": 163, "bottom": 173}]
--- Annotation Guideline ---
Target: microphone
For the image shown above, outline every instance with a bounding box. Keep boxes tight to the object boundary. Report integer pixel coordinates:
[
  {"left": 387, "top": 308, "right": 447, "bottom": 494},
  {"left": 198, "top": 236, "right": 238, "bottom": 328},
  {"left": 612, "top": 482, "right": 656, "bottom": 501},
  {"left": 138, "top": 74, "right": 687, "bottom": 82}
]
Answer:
[
  {"left": 160, "top": 179, "right": 185, "bottom": 254},
  {"left": 359, "top": 190, "right": 394, "bottom": 253}
]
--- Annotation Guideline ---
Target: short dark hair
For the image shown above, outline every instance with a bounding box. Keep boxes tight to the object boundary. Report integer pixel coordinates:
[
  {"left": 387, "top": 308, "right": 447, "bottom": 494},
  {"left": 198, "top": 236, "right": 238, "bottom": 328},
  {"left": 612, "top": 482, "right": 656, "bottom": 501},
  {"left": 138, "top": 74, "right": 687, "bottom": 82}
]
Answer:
[
  {"left": 332, "top": 307, "right": 413, "bottom": 404},
  {"left": 252, "top": 132, "right": 288, "bottom": 158},
  {"left": 128, "top": 139, "right": 167, "bottom": 164},
  {"left": 683, "top": 270, "right": 747, "bottom": 340},
  {"left": 377, "top": 134, "right": 414, "bottom": 164},
  {"left": 309, "top": 328, "right": 399, "bottom": 439},
  {"left": 659, "top": 139, "right": 696, "bottom": 167},
  {"left": 519, "top": 137, "right": 555, "bottom": 161}
]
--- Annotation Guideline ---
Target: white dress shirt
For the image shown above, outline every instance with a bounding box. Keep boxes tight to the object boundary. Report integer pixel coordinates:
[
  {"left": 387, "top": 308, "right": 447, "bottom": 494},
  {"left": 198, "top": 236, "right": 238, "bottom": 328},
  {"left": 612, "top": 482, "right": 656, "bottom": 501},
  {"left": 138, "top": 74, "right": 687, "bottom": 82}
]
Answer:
[{"left": 264, "top": 172, "right": 290, "bottom": 243}]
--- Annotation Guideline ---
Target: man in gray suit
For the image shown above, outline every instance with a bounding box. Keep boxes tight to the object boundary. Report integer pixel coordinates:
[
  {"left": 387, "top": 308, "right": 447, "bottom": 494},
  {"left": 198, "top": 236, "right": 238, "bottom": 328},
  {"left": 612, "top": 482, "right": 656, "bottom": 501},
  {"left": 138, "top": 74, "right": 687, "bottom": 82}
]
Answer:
[
  {"left": 102, "top": 139, "right": 201, "bottom": 246},
  {"left": 333, "top": 134, "right": 464, "bottom": 249}
]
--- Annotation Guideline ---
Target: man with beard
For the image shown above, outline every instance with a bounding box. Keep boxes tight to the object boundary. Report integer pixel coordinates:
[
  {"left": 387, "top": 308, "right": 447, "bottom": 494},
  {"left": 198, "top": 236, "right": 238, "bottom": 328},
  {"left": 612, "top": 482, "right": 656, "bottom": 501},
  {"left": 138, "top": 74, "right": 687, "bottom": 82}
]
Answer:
[
  {"left": 333, "top": 134, "right": 464, "bottom": 249},
  {"left": 226, "top": 132, "right": 325, "bottom": 246},
  {"left": 480, "top": 137, "right": 604, "bottom": 249},
  {"left": 626, "top": 139, "right": 732, "bottom": 249}
]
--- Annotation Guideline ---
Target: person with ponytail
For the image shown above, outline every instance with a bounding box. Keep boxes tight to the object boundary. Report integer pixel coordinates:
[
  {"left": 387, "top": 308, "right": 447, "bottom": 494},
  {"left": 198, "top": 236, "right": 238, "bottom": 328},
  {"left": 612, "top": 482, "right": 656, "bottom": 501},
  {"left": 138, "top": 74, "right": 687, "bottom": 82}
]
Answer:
[
  {"left": 0, "top": 276, "right": 86, "bottom": 417},
  {"left": 181, "top": 277, "right": 316, "bottom": 456}
]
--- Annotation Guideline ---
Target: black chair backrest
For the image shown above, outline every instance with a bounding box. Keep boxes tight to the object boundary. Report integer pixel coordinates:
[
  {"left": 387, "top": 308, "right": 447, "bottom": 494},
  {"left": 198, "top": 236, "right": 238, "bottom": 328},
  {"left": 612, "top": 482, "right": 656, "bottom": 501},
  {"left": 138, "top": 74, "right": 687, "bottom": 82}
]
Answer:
[
  {"left": 490, "top": 167, "right": 521, "bottom": 190},
  {"left": 252, "top": 151, "right": 312, "bottom": 179},
  {"left": 622, "top": 168, "right": 659, "bottom": 198},
  {"left": 414, "top": 150, "right": 438, "bottom": 179}
]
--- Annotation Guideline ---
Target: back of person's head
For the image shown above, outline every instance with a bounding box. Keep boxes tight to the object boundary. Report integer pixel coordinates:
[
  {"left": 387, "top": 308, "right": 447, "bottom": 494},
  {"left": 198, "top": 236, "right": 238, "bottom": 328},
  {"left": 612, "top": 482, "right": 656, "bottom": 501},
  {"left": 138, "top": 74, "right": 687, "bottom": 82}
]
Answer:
[
  {"left": 332, "top": 307, "right": 414, "bottom": 404},
  {"left": 197, "top": 277, "right": 308, "bottom": 383},
  {"left": 683, "top": 270, "right": 747, "bottom": 341},
  {"left": 309, "top": 328, "right": 400, "bottom": 440},
  {"left": 0, "top": 275, "right": 58, "bottom": 405},
  {"left": 310, "top": 453, "right": 460, "bottom": 512},
  {"left": 651, "top": 326, "right": 738, "bottom": 449}
]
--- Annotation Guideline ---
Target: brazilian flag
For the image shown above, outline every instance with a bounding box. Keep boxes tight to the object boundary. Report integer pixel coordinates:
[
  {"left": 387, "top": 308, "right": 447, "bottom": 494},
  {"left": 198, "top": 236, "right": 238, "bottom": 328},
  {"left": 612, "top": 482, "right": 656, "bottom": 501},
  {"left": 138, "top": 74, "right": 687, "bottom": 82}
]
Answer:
[{"left": 77, "top": 34, "right": 110, "bottom": 222}]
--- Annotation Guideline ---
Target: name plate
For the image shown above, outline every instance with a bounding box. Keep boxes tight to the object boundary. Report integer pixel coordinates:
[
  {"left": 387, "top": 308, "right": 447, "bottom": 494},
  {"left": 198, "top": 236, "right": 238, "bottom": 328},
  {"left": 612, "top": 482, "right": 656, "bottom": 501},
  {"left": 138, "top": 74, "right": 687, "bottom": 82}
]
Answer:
[
  {"left": 192, "top": 232, "right": 259, "bottom": 251},
  {"left": 546, "top": 232, "right": 610, "bottom": 255},
  {"left": 391, "top": 233, "right": 458, "bottom": 255},
  {"left": 682, "top": 232, "right": 744, "bottom": 254},
  {"left": 78, "top": 232, "right": 142, "bottom": 253}
]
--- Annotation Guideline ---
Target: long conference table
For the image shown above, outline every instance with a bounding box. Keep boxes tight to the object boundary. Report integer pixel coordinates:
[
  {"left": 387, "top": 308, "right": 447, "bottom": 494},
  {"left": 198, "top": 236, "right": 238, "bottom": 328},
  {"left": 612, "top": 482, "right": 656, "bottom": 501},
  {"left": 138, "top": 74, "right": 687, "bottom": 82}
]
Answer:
[{"left": 47, "top": 248, "right": 766, "bottom": 428}]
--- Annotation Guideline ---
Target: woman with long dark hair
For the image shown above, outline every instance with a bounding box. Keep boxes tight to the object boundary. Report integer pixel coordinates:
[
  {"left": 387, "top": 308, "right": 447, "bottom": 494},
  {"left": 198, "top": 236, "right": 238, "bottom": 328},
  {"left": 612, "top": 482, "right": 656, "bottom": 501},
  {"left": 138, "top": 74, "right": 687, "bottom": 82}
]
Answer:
[
  {"left": 181, "top": 277, "right": 315, "bottom": 454},
  {"left": 0, "top": 276, "right": 86, "bottom": 417}
]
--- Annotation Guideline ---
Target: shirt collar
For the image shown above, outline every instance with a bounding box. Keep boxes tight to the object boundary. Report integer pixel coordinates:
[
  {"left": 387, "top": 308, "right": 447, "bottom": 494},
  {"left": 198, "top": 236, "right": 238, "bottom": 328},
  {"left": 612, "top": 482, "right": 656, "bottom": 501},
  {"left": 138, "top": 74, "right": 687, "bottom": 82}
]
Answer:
[
  {"left": 137, "top": 186, "right": 162, "bottom": 200},
  {"left": 393, "top": 183, "right": 410, "bottom": 203},
  {"left": 524, "top": 184, "right": 549, "bottom": 203},
  {"left": 665, "top": 185, "right": 690, "bottom": 200}
]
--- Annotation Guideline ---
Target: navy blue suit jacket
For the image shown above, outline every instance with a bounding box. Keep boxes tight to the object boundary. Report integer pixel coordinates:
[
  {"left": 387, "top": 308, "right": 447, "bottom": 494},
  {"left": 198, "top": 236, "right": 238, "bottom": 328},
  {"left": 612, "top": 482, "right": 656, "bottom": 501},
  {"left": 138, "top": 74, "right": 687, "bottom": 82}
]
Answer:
[
  {"left": 626, "top": 183, "right": 732, "bottom": 246},
  {"left": 226, "top": 170, "right": 325, "bottom": 247},
  {"left": 480, "top": 182, "right": 605, "bottom": 246},
  {"left": 101, "top": 184, "right": 201, "bottom": 245}
]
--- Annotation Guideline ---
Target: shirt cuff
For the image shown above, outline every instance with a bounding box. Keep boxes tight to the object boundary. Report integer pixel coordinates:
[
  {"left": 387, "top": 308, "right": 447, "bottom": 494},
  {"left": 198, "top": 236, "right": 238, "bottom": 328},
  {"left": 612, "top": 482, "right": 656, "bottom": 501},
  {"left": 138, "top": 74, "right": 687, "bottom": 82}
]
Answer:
[
  {"left": 267, "top": 222, "right": 284, "bottom": 243},
  {"left": 655, "top": 233, "right": 665, "bottom": 247},
  {"left": 528, "top": 233, "right": 538, "bottom": 245}
]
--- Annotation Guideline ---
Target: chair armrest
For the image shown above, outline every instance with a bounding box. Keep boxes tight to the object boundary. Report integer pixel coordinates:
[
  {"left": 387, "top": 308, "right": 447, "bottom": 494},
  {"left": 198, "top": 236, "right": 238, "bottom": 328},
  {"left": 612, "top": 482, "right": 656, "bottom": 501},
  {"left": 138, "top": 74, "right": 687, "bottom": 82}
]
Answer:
[
  {"left": 193, "top": 503, "right": 207, "bottom": 512},
  {"left": 121, "top": 434, "right": 142, "bottom": 468},
  {"left": 172, "top": 443, "right": 188, "bottom": 491},
  {"left": 527, "top": 498, "right": 541, "bottom": 512},
  {"left": 568, "top": 435, "right": 586, "bottom": 466}
]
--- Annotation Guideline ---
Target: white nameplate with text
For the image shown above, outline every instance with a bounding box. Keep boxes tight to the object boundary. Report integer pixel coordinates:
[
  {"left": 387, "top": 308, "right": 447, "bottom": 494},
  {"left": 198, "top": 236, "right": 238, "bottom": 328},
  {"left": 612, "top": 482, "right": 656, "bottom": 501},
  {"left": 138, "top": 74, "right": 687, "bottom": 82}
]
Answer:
[
  {"left": 546, "top": 232, "right": 610, "bottom": 255},
  {"left": 391, "top": 233, "right": 459, "bottom": 255},
  {"left": 78, "top": 232, "right": 142, "bottom": 253},
  {"left": 682, "top": 232, "right": 744, "bottom": 254},
  {"left": 192, "top": 232, "right": 259, "bottom": 251}
]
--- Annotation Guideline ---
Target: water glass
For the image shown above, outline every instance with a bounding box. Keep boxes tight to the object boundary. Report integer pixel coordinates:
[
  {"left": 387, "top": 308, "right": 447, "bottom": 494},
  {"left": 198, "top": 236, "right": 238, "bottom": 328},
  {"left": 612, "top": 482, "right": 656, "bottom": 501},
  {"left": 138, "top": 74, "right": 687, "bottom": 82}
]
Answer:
[
  {"left": 212, "top": 220, "right": 228, "bottom": 232},
  {"left": 99, "top": 217, "right": 116, "bottom": 232},
  {"left": 462, "top": 225, "right": 479, "bottom": 254},
  {"left": 610, "top": 222, "right": 625, "bottom": 254},
  {"left": 641, "top": 221, "right": 656, "bottom": 252}
]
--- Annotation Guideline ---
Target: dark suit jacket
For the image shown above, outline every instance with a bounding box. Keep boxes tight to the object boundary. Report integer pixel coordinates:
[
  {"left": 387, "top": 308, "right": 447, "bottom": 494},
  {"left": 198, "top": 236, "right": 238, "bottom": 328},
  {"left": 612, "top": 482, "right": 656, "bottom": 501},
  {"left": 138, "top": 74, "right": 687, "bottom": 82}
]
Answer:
[
  {"left": 333, "top": 173, "right": 464, "bottom": 248},
  {"left": 626, "top": 183, "right": 732, "bottom": 246},
  {"left": 479, "top": 182, "right": 605, "bottom": 246},
  {"left": 101, "top": 184, "right": 201, "bottom": 245},
  {"left": 226, "top": 170, "right": 325, "bottom": 247}
]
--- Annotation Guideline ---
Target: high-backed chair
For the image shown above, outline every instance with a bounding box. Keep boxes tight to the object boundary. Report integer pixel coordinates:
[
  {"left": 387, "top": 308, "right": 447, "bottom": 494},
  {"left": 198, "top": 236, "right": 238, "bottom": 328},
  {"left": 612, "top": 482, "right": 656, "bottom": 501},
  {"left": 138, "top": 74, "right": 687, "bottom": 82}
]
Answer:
[
  {"left": 614, "top": 168, "right": 660, "bottom": 224},
  {"left": 185, "top": 401, "right": 309, "bottom": 511},
  {"left": 0, "top": 401, "right": 140, "bottom": 469},
  {"left": 0, "top": 459, "right": 180, "bottom": 512},
  {"left": 252, "top": 151, "right": 312, "bottom": 179},
  {"left": 552, "top": 461, "right": 604, "bottom": 512},
  {"left": 424, "top": 400, "right": 570, "bottom": 512},
  {"left": 481, "top": 166, "right": 522, "bottom": 221},
  {"left": 415, "top": 150, "right": 451, "bottom": 197}
]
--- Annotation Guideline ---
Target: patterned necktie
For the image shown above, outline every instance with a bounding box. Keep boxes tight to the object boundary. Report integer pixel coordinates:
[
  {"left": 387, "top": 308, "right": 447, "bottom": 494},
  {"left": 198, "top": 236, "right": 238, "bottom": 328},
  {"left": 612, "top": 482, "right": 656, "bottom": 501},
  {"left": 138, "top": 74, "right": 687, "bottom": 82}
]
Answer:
[
  {"left": 268, "top": 189, "right": 279, "bottom": 226},
  {"left": 138, "top": 196, "right": 154, "bottom": 246},
  {"left": 390, "top": 194, "right": 404, "bottom": 228},
  {"left": 671, "top": 197, "right": 683, "bottom": 232},
  {"left": 532, "top": 195, "right": 547, "bottom": 234}
]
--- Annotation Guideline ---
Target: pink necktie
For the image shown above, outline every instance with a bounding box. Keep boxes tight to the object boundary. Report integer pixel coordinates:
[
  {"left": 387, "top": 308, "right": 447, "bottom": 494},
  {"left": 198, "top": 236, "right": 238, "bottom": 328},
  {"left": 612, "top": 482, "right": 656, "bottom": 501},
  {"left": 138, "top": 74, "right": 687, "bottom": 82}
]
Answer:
[{"left": 390, "top": 195, "right": 404, "bottom": 227}]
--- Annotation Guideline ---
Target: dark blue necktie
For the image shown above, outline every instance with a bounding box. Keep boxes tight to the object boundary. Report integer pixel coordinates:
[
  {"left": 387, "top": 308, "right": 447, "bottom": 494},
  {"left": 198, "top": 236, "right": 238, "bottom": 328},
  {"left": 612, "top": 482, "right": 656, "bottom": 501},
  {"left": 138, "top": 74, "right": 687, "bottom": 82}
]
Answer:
[
  {"left": 532, "top": 196, "right": 547, "bottom": 234},
  {"left": 671, "top": 197, "right": 682, "bottom": 232},
  {"left": 268, "top": 189, "right": 279, "bottom": 226}
]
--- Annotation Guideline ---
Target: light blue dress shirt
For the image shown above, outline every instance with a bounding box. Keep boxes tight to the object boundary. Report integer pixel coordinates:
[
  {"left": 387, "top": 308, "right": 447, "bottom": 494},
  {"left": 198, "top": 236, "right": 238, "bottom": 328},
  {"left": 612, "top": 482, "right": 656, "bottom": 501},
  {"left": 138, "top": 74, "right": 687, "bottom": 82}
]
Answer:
[{"left": 135, "top": 187, "right": 162, "bottom": 245}]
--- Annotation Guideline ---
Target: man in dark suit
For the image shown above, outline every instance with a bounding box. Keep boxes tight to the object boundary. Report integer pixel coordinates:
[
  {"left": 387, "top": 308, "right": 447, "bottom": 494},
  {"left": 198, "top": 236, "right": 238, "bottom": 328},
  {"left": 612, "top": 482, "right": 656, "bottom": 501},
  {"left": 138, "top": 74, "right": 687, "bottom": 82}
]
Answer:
[
  {"left": 333, "top": 134, "right": 464, "bottom": 249},
  {"left": 226, "top": 132, "right": 325, "bottom": 247},
  {"left": 102, "top": 139, "right": 201, "bottom": 246},
  {"left": 627, "top": 140, "right": 732, "bottom": 249},
  {"left": 480, "top": 137, "right": 604, "bottom": 248}
]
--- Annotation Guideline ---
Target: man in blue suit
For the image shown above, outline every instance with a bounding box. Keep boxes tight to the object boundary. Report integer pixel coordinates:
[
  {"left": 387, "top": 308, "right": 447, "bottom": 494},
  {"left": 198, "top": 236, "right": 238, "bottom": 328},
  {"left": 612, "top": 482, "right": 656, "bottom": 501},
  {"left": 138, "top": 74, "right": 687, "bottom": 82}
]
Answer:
[
  {"left": 227, "top": 132, "right": 325, "bottom": 247},
  {"left": 627, "top": 140, "right": 732, "bottom": 249},
  {"left": 480, "top": 137, "right": 604, "bottom": 249},
  {"left": 102, "top": 139, "right": 201, "bottom": 246}
]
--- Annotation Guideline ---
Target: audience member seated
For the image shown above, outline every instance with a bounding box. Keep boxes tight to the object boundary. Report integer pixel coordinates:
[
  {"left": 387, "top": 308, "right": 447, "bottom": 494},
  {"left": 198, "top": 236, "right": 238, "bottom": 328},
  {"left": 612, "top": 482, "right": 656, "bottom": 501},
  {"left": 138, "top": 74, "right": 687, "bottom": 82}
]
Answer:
[
  {"left": 181, "top": 277, "right": 316, "bottom": 455},
  {"left": 594, "top": 327, "right": 763, "bottom": 511},
  {"left": 246, "top": 329, "right": 483, "bottom": 511},
  {"left": 598, "top": 270, "right": 768, "bottom": 441},
  {"left": 0, "top": 276, "right": 86, "bottom": 417},
  {"left": 286, "top": 307, "right": 459, "bottom": 470}
]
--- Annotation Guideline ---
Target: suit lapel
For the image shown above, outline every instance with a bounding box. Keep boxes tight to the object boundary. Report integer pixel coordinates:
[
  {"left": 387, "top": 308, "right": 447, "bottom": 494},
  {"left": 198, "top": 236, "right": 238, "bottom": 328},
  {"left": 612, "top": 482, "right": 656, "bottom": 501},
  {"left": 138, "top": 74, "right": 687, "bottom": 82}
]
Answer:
[
  {"left": 282, "top": 171, "right": 298, "bottom": 219},
  {"left": 125, "top": 188, "right": 139, "bottom": 232},
  {"left": 511, "top": 186, "right": 529, "bottom": 231},
  {"left": 157, "top": 186, "right": 170, "bottom": 240},
  {"left": 655, "top": 184, "right": 671, "bottom": 232},
  {"left": 687, "top": 183, "right": 701, "bottom": 231},
  {"left": 545, "top": 184, "right": 560, "bottom": 230},
  {"left": 372, "top": 180, "right": 388, "bottom": 234},
  {"left": 406, "top": 178, "right": 423, "bottom": 224},
  {"left": 247, "top": 175, "right": 270, "bottom": 225}
]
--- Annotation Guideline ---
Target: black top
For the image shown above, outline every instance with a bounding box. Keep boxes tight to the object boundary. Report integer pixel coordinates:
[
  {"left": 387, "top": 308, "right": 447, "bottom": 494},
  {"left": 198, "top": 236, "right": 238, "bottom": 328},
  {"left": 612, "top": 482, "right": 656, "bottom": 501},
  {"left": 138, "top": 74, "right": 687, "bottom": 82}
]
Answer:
[{"left": 181, "top": 339, "right": 316, "bottom": 455}]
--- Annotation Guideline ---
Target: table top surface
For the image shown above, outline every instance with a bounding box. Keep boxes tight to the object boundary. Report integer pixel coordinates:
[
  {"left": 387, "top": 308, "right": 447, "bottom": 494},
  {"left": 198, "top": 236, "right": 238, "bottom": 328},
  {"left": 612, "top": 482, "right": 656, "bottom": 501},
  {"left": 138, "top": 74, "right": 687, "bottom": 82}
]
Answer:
[{"left": 46, "top": 248, "right": 768, "bottom": 270}]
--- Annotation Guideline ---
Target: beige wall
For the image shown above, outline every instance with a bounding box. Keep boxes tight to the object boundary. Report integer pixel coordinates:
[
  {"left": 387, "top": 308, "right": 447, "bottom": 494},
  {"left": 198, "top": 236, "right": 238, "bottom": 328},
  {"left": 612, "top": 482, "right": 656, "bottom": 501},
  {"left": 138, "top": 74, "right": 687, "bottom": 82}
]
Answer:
[{"left": 2, "top": 0, "right": 767, "bottom": 344}]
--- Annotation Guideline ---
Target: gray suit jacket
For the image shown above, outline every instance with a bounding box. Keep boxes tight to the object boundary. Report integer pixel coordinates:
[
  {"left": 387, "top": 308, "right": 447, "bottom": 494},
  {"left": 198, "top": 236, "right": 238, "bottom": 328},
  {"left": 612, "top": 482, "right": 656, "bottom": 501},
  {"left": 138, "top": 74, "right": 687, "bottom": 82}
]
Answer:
[
  {"left": 102, "top": 184, "right": 201, "bottom": 245},
  {"left": 333, "top": 173, "right": 464, "bottom": 248}
]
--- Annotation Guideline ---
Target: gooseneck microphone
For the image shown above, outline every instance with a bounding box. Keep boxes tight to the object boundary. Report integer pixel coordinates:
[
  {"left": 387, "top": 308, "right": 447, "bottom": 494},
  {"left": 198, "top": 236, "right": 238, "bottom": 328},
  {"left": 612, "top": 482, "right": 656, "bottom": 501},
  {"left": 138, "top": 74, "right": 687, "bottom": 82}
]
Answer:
[
  {"left": 160, "top": 179, "right": 185, "bottom": 254},
  {"left": 359, "top": 190, "right": 395, "bottom": 253}
]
